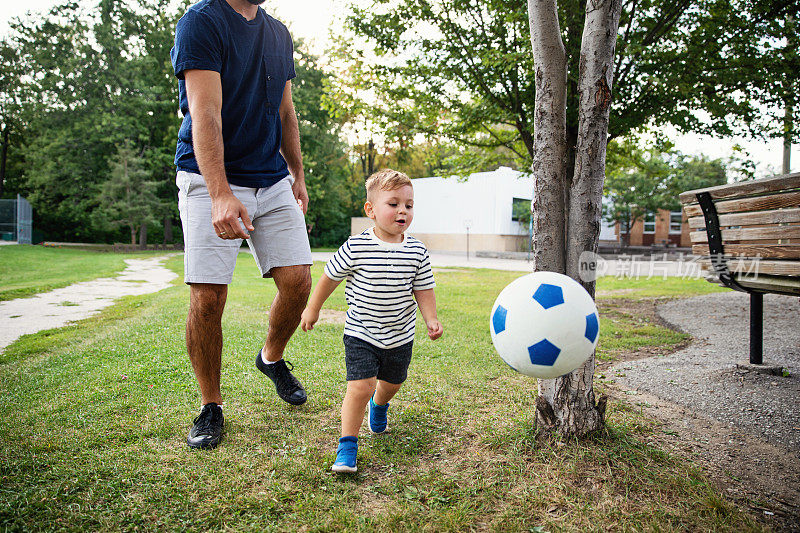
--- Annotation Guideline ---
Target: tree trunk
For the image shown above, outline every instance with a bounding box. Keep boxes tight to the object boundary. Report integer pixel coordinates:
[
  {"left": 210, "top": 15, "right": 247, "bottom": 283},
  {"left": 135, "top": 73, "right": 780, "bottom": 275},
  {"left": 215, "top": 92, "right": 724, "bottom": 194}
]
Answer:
[
  {"left": 533, "top": 0, "right": 623, "bottom": 438},
  {"left": 367, "top": 138, "right": 375, "bottom": 177},
  {"left": 164, "top": 215, "right": 173, "bottom": 244},
  {"left": 139, "top": 223, "right": 148, "bottom": 249},
  {"left": 528, "top": 0, "right": 568, "bottom": 274},
  {"left": 130, "top": 225, "right": 137, "bottom": 245},
  {"left": 0, "top": 124, "right": 9, "bottom": 198},
  {"left": 784, "top": 102, "right": 792, "bottom": 175}
]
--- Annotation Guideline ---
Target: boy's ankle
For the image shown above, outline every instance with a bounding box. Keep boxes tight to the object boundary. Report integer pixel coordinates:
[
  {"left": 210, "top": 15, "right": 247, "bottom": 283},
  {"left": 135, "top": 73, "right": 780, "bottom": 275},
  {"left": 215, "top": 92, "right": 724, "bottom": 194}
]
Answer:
[
  {"left": 332, "top": 436, "right": 358, "bottom": 473},
  {"left": 370, "top": 395, "right": 388, "bottom": 407}
]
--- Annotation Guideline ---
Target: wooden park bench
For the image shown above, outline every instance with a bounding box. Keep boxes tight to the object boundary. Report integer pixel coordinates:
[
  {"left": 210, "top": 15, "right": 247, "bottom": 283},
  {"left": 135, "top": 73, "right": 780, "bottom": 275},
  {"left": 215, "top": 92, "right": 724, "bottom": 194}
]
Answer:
[{"left": 680, "top": 172, "right": 800, "bottom": 367}]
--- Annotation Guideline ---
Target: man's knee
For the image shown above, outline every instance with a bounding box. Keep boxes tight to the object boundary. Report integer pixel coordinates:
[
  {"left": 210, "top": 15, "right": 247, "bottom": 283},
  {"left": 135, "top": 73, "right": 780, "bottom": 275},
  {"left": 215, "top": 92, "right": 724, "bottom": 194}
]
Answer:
[
  {"left": 189, "top": 283, "right": 228, "bottom": 319},
  {"left": 272, "top": 265, "right": 311, "bottom": 301}
]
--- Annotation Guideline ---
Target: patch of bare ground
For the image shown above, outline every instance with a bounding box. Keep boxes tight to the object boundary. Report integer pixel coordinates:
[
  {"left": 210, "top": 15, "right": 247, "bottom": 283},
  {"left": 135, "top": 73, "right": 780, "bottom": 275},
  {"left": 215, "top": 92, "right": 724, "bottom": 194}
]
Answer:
[
  {"left": 317, "top": 309, "right": 346, "bottom": 324},
  {"left": 601, "top": 297, "right": 800, "bottom": 531},
  {"left": 597, "top": 298, "right": 691, "bottom": 369}
]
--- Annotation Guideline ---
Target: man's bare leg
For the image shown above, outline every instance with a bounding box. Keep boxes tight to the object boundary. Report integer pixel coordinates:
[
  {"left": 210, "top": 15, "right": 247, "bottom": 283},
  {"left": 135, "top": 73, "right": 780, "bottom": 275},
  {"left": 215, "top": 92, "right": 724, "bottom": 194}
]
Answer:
[
  {"left": 187, "top": 283, "right": 227, "bottom": 405},
  {"left": 261, "top": 264, "right": 312, "bottom": 361},
  {"left": 255, "top": 264, "right": 312, "bottom": 405}
]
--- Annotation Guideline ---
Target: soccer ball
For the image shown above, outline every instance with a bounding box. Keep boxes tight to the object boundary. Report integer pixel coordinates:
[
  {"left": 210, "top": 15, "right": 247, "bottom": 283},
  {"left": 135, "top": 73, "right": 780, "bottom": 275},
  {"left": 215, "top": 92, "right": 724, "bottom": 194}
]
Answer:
[{"left": 490, "top": 271, "right": 599, "bottom": 379}]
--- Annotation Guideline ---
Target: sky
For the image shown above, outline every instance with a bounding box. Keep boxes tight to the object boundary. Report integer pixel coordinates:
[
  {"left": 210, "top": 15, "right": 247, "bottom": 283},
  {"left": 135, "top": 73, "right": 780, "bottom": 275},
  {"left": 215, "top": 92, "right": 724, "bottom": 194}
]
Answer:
[{"left": 1, "top": 0, "right": 797, "bottom": 177}]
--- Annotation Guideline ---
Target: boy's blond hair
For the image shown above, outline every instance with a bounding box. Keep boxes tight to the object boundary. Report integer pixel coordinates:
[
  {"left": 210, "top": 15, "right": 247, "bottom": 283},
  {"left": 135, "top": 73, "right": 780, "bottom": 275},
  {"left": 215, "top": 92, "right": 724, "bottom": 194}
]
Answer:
[{"left": 365, "top": 169, "right": 412, "bottom": 202}]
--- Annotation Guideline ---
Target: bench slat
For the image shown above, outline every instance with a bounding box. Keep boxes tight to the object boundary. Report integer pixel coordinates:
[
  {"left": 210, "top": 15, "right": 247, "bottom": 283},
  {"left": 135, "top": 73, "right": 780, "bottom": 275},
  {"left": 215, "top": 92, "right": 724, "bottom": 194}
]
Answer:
[
  {"left": 687, "top": 207, "right": 800, "bottom": 229},
  {"left": 683, "top": 190, "right": 800, "bottom": 218},
  {"left": 679, "top": 172, "right": 800, "bottom": 204},
  {"left": 690, "top": 225, "right": 800, "bottom": 243},
  {"left": 699, "top": 258, "right": 800, "bottom": 276},
  {"left": 692, "top": 244, "right": 800, "bottom": 259},
  {"left": 703, "top": 273, "right": 800, "bottom": 296}
]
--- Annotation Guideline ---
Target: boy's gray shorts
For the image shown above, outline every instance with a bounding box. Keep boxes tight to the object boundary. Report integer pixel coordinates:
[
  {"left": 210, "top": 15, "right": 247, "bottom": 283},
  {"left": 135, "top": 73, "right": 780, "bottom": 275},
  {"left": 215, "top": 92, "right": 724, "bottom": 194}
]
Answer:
[
  {"left": 343, "top": 335, "right": 413, "bottom": 384},
  {"left": 176, "top": 171, "right": 312, "bottom": 284}
]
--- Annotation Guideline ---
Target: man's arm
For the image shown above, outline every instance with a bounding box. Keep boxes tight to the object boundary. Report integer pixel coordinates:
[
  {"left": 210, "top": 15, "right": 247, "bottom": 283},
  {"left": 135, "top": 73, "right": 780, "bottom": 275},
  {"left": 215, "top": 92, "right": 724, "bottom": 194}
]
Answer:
[
  {"left": 185, "top": 69, "right": 253, "bottom": 239},
  {"left": 278, "top": 80, "right": 308, "bottom": 214}
]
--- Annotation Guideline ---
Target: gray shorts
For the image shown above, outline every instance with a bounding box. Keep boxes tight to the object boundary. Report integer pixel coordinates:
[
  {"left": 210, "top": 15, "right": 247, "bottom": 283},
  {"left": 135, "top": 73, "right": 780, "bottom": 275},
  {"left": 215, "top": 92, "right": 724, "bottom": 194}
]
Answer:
[
  {"left": 343, "top": 335, "right": 413, "bottom": 384},
  {"left": 176, "top": 171, "right": 312, "bottom": 284}
]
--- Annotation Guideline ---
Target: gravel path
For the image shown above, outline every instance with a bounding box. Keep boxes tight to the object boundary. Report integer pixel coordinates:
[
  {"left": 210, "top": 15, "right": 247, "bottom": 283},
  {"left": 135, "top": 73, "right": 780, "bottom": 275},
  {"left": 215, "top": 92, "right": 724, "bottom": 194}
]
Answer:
[
  {"left": 614, "top": 291, "right": 800, "bottom": 451},
  {"left": 0, "top": 256, "right": 177, "bottom": 352}
]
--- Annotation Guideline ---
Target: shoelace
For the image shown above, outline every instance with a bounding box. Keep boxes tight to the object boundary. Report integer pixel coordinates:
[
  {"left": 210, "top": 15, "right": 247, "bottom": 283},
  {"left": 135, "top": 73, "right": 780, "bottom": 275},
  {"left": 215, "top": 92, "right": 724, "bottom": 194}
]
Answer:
[
  {"left": 193, "top": 406, "right": 220, "bottom": 433},
  {"left": 275, "top": 361, "right": 301, "bottom": 394}
]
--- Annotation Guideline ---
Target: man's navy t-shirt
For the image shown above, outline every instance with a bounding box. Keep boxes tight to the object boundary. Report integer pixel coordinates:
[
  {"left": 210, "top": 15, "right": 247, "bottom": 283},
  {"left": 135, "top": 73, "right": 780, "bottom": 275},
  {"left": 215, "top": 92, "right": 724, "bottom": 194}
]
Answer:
[{"left": 170, "top": 0, "right": 295, "bottom": 188}]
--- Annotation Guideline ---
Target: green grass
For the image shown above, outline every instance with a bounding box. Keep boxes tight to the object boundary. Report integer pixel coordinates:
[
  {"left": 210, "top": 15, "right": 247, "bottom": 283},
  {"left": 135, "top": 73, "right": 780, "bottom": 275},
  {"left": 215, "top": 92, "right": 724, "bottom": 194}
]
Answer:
[
  {"left": 0, "top": 255, "right": 759, "bottom": 531},
  {"left": 596, "top": 276, "right": 728, "bottom": 299},
  {"left": 0, "top": 245, "right": 172, "bottom": 301}
]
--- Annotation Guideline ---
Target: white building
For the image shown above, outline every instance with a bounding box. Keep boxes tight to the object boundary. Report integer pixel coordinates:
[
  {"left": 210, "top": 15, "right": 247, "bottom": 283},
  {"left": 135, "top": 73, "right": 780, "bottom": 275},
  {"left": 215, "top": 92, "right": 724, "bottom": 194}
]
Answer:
[{"left": 352, "top": 167, "right": 617, "bottom": 253}]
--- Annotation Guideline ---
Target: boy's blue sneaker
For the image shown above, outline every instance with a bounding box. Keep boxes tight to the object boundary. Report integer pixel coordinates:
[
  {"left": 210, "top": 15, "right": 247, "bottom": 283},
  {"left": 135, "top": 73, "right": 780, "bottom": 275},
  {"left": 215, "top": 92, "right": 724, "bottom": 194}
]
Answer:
[
  {"left": 368, "top": 396, "right": 389, "bottom": 434},
  {"left": 331, "top": 436, "right": 358, "bottom": 473}
]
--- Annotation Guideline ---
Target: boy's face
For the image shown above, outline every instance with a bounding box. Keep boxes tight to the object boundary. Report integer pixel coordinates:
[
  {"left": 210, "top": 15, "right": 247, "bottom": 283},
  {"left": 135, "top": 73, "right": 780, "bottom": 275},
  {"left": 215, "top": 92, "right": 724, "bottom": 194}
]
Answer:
[{"left": 365, "top": 185, "right": 414, "bottom": 240}]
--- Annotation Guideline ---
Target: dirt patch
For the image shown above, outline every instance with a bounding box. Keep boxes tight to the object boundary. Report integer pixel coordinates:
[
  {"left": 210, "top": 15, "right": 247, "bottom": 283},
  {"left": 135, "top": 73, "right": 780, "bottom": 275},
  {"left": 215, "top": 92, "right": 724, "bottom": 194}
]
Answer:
[
  {"left": 602, "top": 297, "right": 800, "bottom": 531},
  {"left": 596, "top": 298, "right": 690, "bottom": 369},
  {"left": 317, "top": 309, "right": 346, "bottom": 325},
  {"left": 604, "top": 385, "right": 800, "bottom": 531}
]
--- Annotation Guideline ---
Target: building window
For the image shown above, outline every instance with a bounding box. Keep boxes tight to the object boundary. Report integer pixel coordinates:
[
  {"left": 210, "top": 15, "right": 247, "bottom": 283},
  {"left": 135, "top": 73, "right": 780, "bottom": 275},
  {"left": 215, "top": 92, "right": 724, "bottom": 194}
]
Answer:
[
  {"left": 512, "top": 197, "right": 530, "bottom": 222},
  {"left": 669, "top": 211, "right": 682, "bottom": 234},
  {"left": 643, "top": 212, "right": 656, "bottom": 234}
]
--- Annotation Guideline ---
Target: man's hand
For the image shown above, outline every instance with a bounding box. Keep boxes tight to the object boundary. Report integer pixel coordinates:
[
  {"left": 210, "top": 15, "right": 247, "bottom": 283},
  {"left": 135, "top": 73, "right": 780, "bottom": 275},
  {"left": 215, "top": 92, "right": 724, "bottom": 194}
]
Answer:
[
  {"left": 300, "top": 307, "right": 319, "bottom": 331},
  {"left": 211, "top": 193, "right": 254, "bottom": 239},
  {"left": 292, "top": 177, "right": 309, "bottom": 215},
  {"left": 426, "top": 319, "right": 443, "bottom": 340}
]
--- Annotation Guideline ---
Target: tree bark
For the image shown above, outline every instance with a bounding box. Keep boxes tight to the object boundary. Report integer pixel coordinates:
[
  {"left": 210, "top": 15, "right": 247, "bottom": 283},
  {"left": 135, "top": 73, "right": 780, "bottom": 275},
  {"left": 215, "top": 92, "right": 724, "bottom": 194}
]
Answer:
[
  {"left": 0, "top": 124, "right": 8, "bottom": 198},
  {"left": 532, "top": 0, "right": 622, "bottom": 438},
  {"left": 164, "top": 215, "right": 173, "bottom": 244},
  {"left": 139, "top": 223, "right": 148, "bottom": 249},
  {"left": 784, "top": 103, "right": 792, "bottom": 175},
  {"left": 528, "top": 0, "right": 568, "bottom": 274}
]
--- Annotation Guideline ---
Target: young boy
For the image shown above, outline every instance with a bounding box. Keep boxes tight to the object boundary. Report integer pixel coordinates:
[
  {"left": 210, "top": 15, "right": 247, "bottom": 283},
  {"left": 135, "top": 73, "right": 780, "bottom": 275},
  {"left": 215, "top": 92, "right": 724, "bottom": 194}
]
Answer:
[{"left": 300, "top": 168, "right": 443, "bottom": 473}]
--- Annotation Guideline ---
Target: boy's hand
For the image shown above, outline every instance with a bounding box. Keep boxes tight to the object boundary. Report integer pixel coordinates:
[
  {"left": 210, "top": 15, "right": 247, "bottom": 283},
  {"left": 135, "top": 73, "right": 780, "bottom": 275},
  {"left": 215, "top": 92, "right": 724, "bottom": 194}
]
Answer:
[
  {"left": 300, "top": 308, "right": 319, "bottom": 331},
  {"left": 426, "top": 319, "right": 443, "bottom": 340}
]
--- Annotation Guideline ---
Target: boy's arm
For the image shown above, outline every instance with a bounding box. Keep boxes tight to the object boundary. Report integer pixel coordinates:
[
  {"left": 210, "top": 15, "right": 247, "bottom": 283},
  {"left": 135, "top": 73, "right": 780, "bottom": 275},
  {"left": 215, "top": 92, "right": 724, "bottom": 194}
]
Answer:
[
  {"left": 300, "top": 274, "right": 342, "bottom": 331},
  {"left": 413, "top": 288, "right": 443, "bottom": 340}
]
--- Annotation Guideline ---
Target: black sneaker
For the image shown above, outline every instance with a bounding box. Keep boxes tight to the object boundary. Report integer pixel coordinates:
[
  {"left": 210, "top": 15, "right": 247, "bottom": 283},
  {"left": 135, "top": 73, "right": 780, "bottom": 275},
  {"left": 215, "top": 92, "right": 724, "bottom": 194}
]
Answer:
[
  {"left": 186, "top": 402, "right": 224, "bottom": 450},
  {"left": 255, "top": 350, "right": 307, "bottom": 405}
]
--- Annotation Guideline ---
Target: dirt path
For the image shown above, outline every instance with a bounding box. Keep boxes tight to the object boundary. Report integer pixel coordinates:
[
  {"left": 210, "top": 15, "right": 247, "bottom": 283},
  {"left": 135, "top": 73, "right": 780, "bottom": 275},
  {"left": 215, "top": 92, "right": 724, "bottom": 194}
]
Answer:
[
  {"left": 600, "top": 296, "right": 800, "bottom": 531},
  {"left": 0, "top": 256, "right": 178, "bottom": 352}
]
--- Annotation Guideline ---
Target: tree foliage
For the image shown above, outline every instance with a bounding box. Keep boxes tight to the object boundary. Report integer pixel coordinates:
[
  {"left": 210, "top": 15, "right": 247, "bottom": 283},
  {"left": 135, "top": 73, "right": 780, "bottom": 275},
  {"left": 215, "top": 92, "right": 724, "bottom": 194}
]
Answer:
[
  {"left": 603, "top": 140, "right": 729, "bottom": 241},
  {"left": 292, "top": 40, "right": 362, "bottom": 246},
  {"left": 1, "top": 0, "right": 183, "bottom": 242},
  {"left": 95, "top": 140, "right": 162, "bottom": 244},
  {"left": 1, "top": 1, "right": 359, "bottom": 246},
  {"left": 334, "top": 0, "right": 800, "bottom": 174}
]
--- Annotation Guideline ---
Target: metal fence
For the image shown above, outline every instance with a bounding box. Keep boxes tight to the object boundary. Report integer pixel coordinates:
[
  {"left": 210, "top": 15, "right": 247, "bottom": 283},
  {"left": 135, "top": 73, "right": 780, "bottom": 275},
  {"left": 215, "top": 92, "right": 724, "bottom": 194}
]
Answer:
[{"left": 0, "top": 195, "right": 32, "bottom": 244}]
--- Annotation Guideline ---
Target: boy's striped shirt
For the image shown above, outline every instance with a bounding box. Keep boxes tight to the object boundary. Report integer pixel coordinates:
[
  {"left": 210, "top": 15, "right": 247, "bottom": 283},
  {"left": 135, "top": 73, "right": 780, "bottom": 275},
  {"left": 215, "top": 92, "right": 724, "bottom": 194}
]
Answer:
[{"left": 324, "top": 228, "right": 436, "bottom": 349}]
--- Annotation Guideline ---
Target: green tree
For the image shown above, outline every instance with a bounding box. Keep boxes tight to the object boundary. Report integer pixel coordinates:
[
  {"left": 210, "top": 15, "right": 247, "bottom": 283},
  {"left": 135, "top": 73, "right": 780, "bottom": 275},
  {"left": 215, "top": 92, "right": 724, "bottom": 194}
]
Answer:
[
  {"left": 0, "top": 38, "right": 26, "bottom": 199},
  {"left": 333, "top": 0, "right": 800, "bottom": 175},
  {"left": 603, "top": 141, "right": 730, "bottom": 244},
  {"left": 292, "top": 40, "right": 363, "bottom": 247},
  {"left": 95, "top": 141, "right": 162, "bottom": 244},
  {"left": 5, "top": 0, "right": 183, "bottom": 243},
  {"left": 603, "top": 141, "right": 674, "bottom": 244}
]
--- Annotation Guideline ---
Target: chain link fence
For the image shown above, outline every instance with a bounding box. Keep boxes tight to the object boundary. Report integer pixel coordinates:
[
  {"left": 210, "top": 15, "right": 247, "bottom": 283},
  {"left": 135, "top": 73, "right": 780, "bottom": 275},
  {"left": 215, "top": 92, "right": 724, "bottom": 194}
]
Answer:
[{"left": 0, "top": 195, "right": 33, "bottom": 244}]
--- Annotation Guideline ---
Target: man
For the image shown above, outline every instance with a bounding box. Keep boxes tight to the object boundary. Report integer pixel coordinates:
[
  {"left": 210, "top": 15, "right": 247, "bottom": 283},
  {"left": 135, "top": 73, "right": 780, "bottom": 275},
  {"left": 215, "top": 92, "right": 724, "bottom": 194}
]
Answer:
[{"left": 170, "top": 0, "right": 312, "bottom": 450}]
